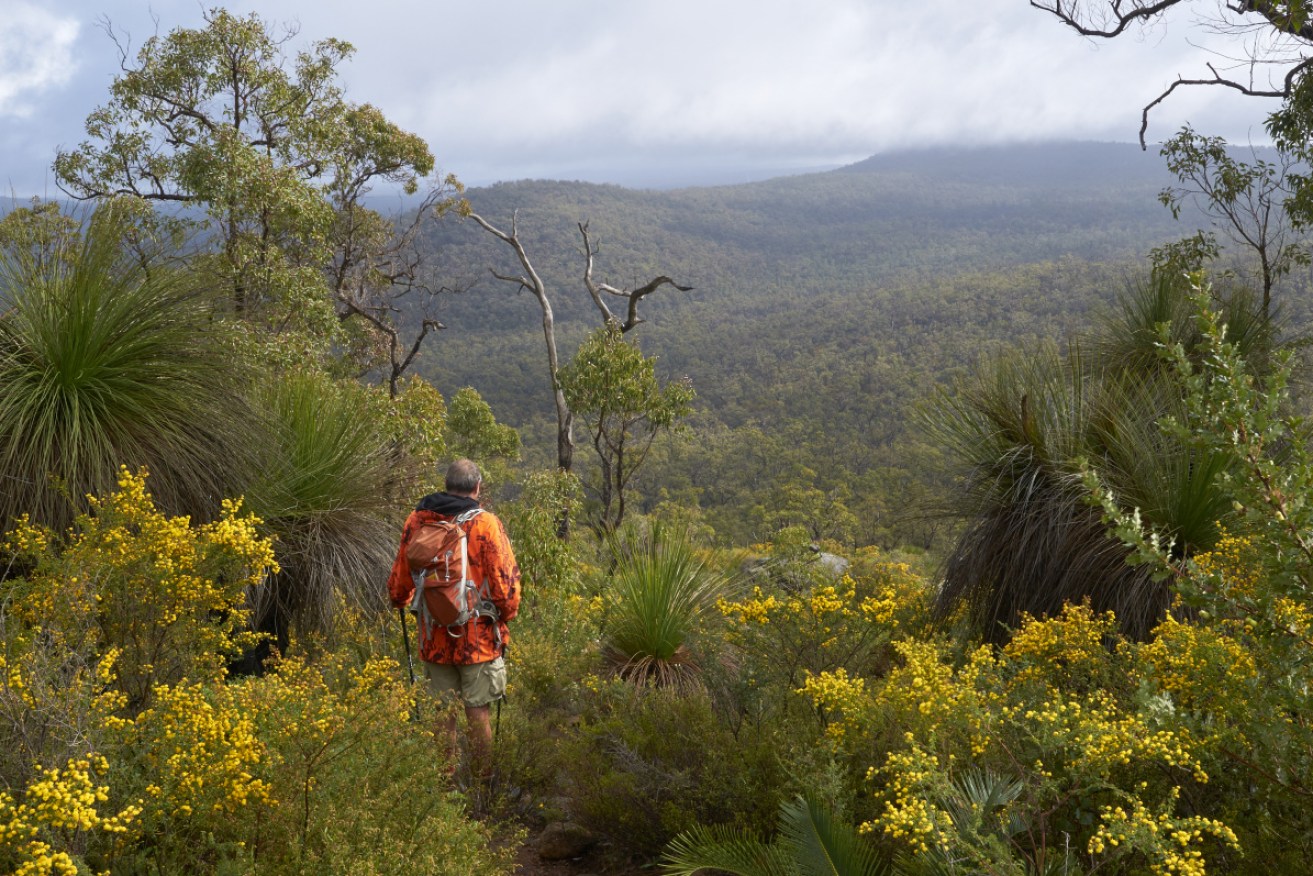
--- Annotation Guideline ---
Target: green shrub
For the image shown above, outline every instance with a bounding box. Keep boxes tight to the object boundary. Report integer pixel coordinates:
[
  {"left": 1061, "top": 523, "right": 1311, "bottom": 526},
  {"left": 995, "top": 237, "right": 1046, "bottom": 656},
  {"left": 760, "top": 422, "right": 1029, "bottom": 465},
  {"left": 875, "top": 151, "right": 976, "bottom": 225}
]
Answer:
[{"left": 558, "top": 681, "right": 787, "bottom": 863}]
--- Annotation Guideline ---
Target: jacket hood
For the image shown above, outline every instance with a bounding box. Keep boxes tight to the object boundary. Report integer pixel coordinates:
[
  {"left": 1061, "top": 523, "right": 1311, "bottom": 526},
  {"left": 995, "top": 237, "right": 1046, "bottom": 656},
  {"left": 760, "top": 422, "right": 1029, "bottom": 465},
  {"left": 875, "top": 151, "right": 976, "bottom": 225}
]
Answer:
[{"left": 416, "top": 491, "right": 481, "bottom": 516}]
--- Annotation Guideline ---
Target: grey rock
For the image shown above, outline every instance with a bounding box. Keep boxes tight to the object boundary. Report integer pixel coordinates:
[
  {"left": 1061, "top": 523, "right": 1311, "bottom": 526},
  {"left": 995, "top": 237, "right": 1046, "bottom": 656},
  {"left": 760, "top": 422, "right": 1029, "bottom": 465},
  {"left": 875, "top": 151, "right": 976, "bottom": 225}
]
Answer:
[{"left": 816, "top": 551, "right": 850, "bottom": 576}]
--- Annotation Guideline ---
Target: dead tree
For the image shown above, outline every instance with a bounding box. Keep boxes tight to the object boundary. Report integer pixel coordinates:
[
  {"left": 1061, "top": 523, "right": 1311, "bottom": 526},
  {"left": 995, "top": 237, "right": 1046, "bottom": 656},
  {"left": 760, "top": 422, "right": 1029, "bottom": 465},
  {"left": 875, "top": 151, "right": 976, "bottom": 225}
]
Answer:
[
  {"left": 468, "top": 213, "right": 692, "bottom": 534},
  {"left": 468, "top": 211, "right": 577, "bottom": 476},
  {"left": 579, "top": 221, "right": 692, "bottom": 333},
  {"left": 1031, "top": 0, "right": 1313, "bottom": 146},
  {"left": 331, "top": 186, "right": 468, "bottom": 398}
]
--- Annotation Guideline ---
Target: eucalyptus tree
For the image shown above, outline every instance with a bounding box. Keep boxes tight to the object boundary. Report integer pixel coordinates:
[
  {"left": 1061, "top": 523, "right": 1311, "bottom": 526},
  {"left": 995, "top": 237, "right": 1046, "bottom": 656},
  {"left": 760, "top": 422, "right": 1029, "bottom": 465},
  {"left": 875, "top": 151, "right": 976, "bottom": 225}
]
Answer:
[
  {"left": 54, "top": 8, "right": 461, "bottom": 376},
  {"left": 0, "top": 199, "right": 81, "bottom": 273},
  {"left": 1156, "top": 126, "right": 1307, "bottom": 320},
  {"left": 558, "top": 325, "right": 694, "bottom": 533}
]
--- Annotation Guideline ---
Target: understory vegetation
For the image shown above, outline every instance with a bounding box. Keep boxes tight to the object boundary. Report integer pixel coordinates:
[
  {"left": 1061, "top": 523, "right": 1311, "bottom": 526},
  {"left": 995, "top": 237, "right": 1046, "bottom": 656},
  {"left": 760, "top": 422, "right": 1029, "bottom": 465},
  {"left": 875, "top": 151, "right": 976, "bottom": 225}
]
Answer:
[{"left": 10, "top": 7, "right": 1313, "bottom": 876}]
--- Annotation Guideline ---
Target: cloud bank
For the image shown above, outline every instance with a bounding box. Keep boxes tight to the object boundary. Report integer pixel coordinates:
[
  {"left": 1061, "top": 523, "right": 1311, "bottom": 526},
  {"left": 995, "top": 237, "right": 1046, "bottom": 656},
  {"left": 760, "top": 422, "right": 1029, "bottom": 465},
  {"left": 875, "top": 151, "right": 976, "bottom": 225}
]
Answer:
[{"left": 1, "top": 0, "right": 1288, "bottom": 193}]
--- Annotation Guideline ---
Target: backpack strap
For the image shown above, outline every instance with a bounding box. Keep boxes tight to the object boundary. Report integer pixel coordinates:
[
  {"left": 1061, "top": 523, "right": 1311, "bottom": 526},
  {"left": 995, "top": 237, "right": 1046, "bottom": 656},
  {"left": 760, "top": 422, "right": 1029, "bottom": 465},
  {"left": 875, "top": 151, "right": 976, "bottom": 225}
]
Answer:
[{"left": 454, "top": 508, "right": 483, "bottom": 526}]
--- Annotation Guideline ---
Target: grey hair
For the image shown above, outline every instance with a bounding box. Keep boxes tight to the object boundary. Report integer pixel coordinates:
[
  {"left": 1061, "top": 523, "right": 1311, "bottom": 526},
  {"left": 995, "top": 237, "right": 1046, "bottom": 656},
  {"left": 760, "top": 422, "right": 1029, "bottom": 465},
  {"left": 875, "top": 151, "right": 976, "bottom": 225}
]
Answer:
[{"left": 445, "top": 458, "right": 482, "bottom": 495}]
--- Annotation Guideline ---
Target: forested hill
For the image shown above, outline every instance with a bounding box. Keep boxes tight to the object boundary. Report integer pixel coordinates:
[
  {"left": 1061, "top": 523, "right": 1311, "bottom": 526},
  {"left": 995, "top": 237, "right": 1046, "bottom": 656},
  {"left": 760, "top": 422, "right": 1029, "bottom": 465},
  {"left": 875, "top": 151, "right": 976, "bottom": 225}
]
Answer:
[{"left": 414, "top": 141, "right": 1213, "bottom": 546}]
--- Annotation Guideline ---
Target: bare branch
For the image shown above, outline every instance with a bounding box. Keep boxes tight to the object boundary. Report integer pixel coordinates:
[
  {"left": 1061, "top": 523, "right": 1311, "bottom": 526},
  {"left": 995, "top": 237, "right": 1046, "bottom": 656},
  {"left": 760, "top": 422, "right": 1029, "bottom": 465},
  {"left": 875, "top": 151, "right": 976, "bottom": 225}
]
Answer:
[
  {"left": 578, "top": 221, "right": 693, "bottom": 333},
  {"left": 1140, "top": 63, "right": 1288, "bottom": 148},
  {"left": 1030, "top": 0, "right": 1184, "bottom": 38},
  {"left": 469, "top": 210, "right": 574, "bottom": 475},
  {"left": 1034, "top": 0, "right": 1313, "bottom": 142}
]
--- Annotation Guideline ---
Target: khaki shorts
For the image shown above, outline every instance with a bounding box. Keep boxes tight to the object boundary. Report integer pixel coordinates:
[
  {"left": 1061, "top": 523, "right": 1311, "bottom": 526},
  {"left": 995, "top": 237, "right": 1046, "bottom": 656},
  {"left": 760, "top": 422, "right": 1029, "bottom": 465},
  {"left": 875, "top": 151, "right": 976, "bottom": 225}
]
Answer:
[{"left": 422, "top": 657, "right": 506, "bottom": 708}]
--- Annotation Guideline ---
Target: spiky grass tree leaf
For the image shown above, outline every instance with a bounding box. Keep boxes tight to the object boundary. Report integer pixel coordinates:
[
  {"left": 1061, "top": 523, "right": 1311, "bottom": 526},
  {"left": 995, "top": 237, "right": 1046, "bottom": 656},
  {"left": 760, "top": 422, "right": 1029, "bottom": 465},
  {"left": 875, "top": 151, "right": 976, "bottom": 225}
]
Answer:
[
  {"left": 929, "top": 343, "right": 1162, "bottom": 639},
  {"left": 779, "top": 796, "right": 887, "bottom": 876},
  {"left": 246, "top": 371, "right": 416, "bottom": 637},
  {"left": 928, "top": 272, "right": 1283, "bottom": 640},
  {"left": 663, "top": 823, "right": 798, "bottom": 876},
  {"left": 1090, "top": 274, "right": 1277, "bottom": 380},
  {"left": 0, "top": 201, "right": 254, "bottom": 531},
  {"left": 603, "top": 520, "right": 727, "bottom": 686}
]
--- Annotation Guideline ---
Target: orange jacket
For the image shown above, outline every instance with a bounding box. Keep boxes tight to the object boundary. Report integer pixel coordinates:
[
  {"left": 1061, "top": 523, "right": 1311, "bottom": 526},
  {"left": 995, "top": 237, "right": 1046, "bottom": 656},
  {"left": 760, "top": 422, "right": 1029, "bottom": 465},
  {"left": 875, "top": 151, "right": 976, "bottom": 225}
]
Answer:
[{"left": 388, "top": 499, "right": 521, "bottom": 665}]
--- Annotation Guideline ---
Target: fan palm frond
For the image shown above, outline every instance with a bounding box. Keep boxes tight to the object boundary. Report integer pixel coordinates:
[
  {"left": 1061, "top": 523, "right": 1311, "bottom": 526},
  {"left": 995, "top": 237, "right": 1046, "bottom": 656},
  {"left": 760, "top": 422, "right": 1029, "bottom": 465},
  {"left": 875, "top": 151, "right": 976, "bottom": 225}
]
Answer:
[{"left": 663, "top": 795, "right": 887, "bottom": 876}]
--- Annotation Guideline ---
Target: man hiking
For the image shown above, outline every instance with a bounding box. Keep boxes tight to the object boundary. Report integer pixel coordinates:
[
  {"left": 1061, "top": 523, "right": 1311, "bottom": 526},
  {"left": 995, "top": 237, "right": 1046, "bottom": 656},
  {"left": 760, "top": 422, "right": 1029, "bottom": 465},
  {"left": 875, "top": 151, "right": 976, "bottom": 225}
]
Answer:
[{"left": 388, "top": 459, "right": 521, "bottom": 780}]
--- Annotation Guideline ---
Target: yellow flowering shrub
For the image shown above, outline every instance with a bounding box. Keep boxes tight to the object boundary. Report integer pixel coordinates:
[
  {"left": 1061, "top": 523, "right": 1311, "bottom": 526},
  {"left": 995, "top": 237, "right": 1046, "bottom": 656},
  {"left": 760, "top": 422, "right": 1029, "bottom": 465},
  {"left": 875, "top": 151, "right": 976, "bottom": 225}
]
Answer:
[
  {"left": 222, "top": 651, "right": 515, "bottom": 876},
  {"left": 870, "top": 744, "right": 954, "bottom": 855},
  {"left": 0, "top": 756, "right": 139, "bottom": 876},
  {"left": 4, "top": 467, "right": 274, "bottom": 709},
  {"left": 120, "top": 681, "right": 271, "bottom": 824},
  {"left": 1003, "top": 602, "right": 1120, "bottom": 690},
  {"left": 0, "top": 476, "right": 511, "bottom": 876},
  {"left": 1088, "top": 790, "right": 1238, "bottom": 876},
  {"left": 1139, "top": 615, "right": 1256, "bottom": 720},
  {"left": 718, "top": 556, "right": 932, "bottom": 693},
  {"left": 1192, "top": 531, "right": 1264, "bottom": 606},
  {"left": 797, "top": 605, "right": 1237, "bottom": 874},
  {"left": 797, "top": 668, "right": 867, "bottom": 743}
]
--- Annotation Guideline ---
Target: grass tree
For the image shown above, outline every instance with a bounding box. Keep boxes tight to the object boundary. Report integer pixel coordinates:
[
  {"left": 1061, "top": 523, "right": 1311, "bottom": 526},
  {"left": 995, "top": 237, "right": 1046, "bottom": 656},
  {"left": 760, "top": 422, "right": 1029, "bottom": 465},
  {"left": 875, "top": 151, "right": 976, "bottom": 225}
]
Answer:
[
  {"left": 602, "top": 521, "right": 727, "bottom": 688},
  {"left": 0, "top": 200, "right": 253, "bottom": 532},
  {"left": 930, "top": 273, "right": 1277, "bottom": 640},
  {"left": 242, "top": 371, "right": 417, "bottom": 660}
]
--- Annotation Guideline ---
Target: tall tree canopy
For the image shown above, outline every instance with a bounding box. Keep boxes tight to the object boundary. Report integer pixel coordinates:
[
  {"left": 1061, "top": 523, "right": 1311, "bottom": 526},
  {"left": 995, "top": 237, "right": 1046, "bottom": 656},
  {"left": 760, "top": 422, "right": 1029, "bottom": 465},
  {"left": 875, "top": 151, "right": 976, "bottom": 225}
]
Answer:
[{"left": 54, "top": 7, "right": 461, "bottom": 375}]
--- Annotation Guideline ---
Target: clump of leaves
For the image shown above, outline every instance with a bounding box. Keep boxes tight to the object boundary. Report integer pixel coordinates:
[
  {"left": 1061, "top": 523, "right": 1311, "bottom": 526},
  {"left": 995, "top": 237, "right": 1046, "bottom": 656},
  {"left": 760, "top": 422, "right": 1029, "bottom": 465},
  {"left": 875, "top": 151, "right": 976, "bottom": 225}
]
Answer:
[
  {"left": 0, "top": 199, "right": 253, "bottom": 530},
  {"left": 601, "top": 521, "right": 727, "bottom": 688}
]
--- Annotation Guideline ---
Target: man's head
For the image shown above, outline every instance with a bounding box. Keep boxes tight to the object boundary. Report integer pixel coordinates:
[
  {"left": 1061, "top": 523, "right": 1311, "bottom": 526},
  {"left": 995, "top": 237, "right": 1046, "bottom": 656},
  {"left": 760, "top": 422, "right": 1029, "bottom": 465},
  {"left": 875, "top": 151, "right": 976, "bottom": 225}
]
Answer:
[{"left": 445, "top": 458, "right": 482, "bottom": 497}]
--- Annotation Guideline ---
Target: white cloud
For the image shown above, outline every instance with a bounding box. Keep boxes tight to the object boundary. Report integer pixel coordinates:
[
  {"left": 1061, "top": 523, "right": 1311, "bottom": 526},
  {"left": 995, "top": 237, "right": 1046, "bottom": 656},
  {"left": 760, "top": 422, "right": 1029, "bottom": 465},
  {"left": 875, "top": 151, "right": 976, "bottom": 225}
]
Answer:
[
  {"left": 1, "top": 0, "right": 1292, "bottom": 191},
  {"left": 0, "top": 3, "right": 80, "bottom": 118}
]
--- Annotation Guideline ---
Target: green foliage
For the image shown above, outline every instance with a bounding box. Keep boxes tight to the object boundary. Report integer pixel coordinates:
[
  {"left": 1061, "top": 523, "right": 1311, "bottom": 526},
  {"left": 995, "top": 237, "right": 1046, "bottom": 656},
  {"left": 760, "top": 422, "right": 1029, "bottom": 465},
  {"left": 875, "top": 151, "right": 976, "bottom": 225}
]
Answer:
[
  {"left": 558, "top": 682, "right": 787, "bottom": 863},
  {"left": 388, "top": 374, "right": 450, "bottom": 495},
  {"left": 1086, "top": 286, "right": 1313, "bottom": 862},
  {"left": 1157, "top": 125, "right": 1306, "bottom": 313},
  {"left": 246, "top": 371, "right": 416, "bottom": 639},
  {"left": 0, "top": 200, "right": 253, "bottom": 531},
  {"left": 601, "top": 521, "right": 727, "bottom": 687},
  {"left": 445, "top": 386, "right": 521, "bottom": 492},
  {"left": 664, "top": 795, "right": 888, "bottom": 876},
  {"left": 0, "top": 197, "right": 81, "bottom": 271},
  {"left": 55, "top": 7, "right": 453, "bottom": 373},
  {"left": 559, "top": 325, "right": 695, "bottom": 531},
  {"left": 501, "top": 468, "right": 585, "bottom": 601}
]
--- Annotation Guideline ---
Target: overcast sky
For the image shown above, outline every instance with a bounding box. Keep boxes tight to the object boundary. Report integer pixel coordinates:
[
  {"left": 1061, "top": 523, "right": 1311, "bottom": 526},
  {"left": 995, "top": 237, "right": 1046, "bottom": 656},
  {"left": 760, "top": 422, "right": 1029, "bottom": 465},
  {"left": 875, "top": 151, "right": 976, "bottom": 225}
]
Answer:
[{"left": 0, "top": 0, "right": 1289, "bottom": 195}]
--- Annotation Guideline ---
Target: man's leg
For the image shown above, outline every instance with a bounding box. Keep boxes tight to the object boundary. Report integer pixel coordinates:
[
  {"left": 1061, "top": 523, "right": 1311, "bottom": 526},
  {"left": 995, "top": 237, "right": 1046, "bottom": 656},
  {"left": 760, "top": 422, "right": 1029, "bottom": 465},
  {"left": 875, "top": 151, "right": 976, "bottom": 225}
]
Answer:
[
  {"left": 422, "top": 661, "right": 463, "bottom": 774},
  {"left": 458, "top": 657, "right": 506, "bottom": 780},
  {"left": 464, "top": 704, "right": 493, "bottom": 777}
]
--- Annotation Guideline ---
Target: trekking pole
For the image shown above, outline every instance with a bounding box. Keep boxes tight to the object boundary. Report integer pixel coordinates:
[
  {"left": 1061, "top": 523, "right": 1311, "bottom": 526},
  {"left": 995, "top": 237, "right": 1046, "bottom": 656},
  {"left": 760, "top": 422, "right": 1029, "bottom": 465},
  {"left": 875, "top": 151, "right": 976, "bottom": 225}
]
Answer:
[{"left": 398, "top": 607, "right": 415, "bottom": 686}]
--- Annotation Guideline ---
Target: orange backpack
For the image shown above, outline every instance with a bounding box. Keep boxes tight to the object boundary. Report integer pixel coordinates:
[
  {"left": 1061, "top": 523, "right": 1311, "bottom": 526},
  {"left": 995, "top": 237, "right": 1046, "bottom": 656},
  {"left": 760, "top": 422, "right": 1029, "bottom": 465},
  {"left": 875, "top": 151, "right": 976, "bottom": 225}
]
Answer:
[{"left": 405, "top": 509, "right": 497, "bottom": 639}]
